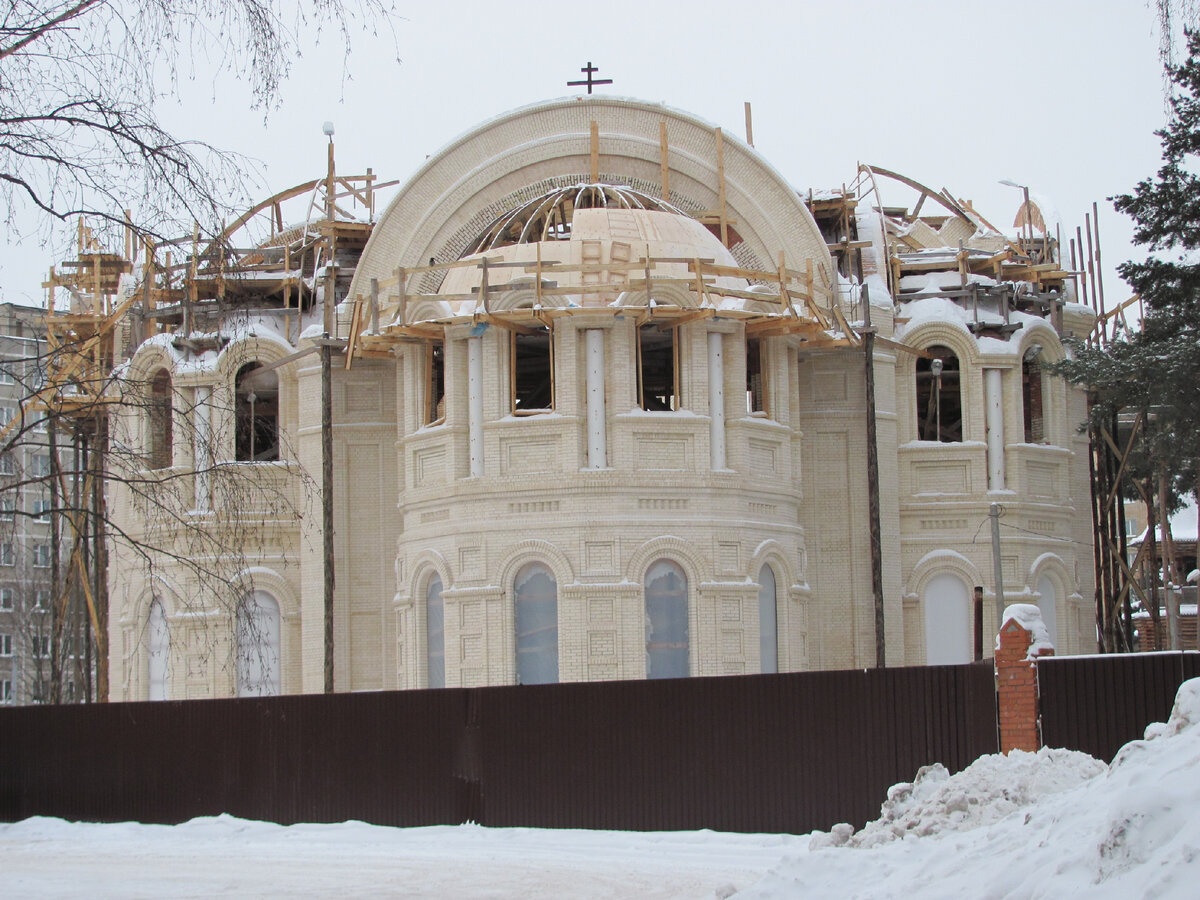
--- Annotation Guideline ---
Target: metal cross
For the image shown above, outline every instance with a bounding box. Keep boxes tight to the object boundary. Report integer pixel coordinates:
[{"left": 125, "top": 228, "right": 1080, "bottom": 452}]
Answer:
[{"left": 567, "top": 62, "right": 613, "bottom": 94}]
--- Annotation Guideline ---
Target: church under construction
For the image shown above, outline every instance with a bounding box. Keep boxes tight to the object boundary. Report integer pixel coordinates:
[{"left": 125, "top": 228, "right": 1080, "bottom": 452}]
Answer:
[{"left": 42, "top": 97, "right": 1099, "bottom": 700}]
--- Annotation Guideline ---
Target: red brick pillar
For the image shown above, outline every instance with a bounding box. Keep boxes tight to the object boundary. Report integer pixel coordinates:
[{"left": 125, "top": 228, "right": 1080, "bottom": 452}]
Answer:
[{"left": 995, "top": 618, "right": 1054, "bottom": 753}]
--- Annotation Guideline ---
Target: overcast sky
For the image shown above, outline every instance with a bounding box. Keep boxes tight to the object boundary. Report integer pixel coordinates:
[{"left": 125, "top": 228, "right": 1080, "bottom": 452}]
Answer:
[{"left": 0, "top": 0, "right": 1169, "bottom": 309}]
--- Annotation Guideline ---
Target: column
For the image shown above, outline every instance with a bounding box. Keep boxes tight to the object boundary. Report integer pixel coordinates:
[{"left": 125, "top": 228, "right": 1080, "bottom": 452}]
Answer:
[
  {"left": 708, "top": 330, "right": 726, "bottom": 470},
  {"left": 193, "top": 385, "right": 211, "bottom": 511},
  {"left": 985, "top": 368, "right": 1005, "bottom": 491},
  {"left": 585, "top": 328, "right": 607, "bottom": 468},
  {"left": 468, "top": 335, "right": 483, "bottom": 478}
]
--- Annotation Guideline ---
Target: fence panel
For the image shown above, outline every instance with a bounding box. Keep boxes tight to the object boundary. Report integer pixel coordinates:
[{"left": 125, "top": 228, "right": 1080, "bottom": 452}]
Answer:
[
  {"left": 1038, "top": 652, "right": 1200, "bottom": 762},
  {"left": 1, "top": 663, "right": 998, "bottom": 834}
]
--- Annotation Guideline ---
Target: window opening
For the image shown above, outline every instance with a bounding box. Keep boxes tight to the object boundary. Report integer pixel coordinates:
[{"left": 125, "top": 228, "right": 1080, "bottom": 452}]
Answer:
[
  {"left": 923, "top": 573, "right": 971, "bottom": 665},
  {"left": 425, "top": 341, "right": 446, "bottom": 425},
  {"left": 746, "top": 337, "right": 767, "bottom": 414},
  {"left": 644, "top": 559, "right": 689, "bottom": 678},
  {"left": 915, "top": 346, "right": 962, "bottom": 442},
  {"left": 236, "top": 590, "right": 281, "bottom": 697},
  {"left": 426, "top": 574, "right": 445, "bottom": 689},
  {"left": 758, "top": 564, "right": 778, "bottom": 673},
  {"left": 148, "top": 368, "right": 172, "bottom": 469},
  {"left": 148, "top": 599, "right": 169, "bottom": 701},
  {"left": 638, "top": 324, "right": 679, "bottom": 411},
  {"left": 1023, "top": 350, "right": 1045, "bottom": 443},
  {"left": 514, "top": 563, "right": 558, "bottom": 684},
  {"left": 512, "top": 328, "right": 554, "bottom": 414},
  {"left": 235, "top": 363, "right": 279, "bottom": 461}
]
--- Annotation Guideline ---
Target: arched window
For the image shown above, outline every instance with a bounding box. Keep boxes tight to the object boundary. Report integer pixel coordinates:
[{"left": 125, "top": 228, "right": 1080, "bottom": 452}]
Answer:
[
  {"left": 148, "top": 369, "right": 172, "bottom": 469},
  {"left": 426, "top": 574, "right": 445, "bottom": 689},
  {"left": 644, "top": 559, "right": 688, "bottom": 678},
  {"left": 923, "top": 573, "right": 971, "bottom": 665},
  {"left": 915, "top": 346, "right": 962, "bottom": 442},
  {"left": 236, "top": 590, "right": 281, "bottom": 696},
  {"left": 235, "top": 363, "right": 279, "bottom": 461},
  {"left": 147, "top": 599, "right": 169, "bottom": 701},
  {"left": 515, "top": 563, "right": 558, "bottom": 684},
  {"left": 512, "top": 327, "right": 553, "bottom": 414},
  {"left": 1023, "top": 348, "right": 1045, "bottom": 443},
  {"left": 758, "top": 564, "right": 778, "bottom": 674},
  {"left": 425, "top": 341, "right": 445, "bottom": 425},
  {"left": 1037, "top": 574, "right": 1058, "bottom": 647},
  {"left": 746, "top": 337, "right": 767, "bottom": 414},
  {"left": 638, "top": 324, "right": 679, "bottom": 410}
]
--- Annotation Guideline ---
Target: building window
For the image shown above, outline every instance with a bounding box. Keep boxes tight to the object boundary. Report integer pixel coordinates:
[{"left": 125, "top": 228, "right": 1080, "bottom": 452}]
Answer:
[
  {"left": 644, "top": 559, "right": 688, "bottom": 679},
  {"left": 148, "top": 368, "right": 173, "bottom": 469},
  {"left": 33, "top": 495, "right": 50, "bottom": 520},
  {"left": 31, "top": 634, "right": 49, "bottom": 658},
  {"left": 514, "top": 563, "right": 558, "bottom": 685},
  {"left": 1, "top": 680, "right": 11, "bottom": 704},
  {"left": 425, "top": 574, "right": 445, "bottom": 689},
  {"left": 0, "top": 588, "right": 12, "bottom": 610},
  {"left": 0, "top": 453, "right": 12, "bottom": 475},
  {"left": 638, "top": 324, "right": 679, "bottom": 411},
  {"left": 511, "top": 328, "right": 553, "bottom": 414},
  {"left": 915, "top": 346, "right": 962, "bottom": 442},
  {"left": 34, "top": 590, "right": 48, "bottom": 609},
  {"left": 758, "top": 564, "right": 778, "bottom": 674},
  {"left": 235, "top": 363, "right": 279, "bottom": 462},
  {"left": 424, "top": 341, "right": 446, "bottom": 426},
  {"left": 0, "top": 543, "right": 13, "bottom": 566},
  {"left": 148, "top": 599, "right": 169, "bottom": 701},
  {"left": 746, "top": 337, "right": 767, "bottom": 414},
  {"left": 923, "top": 573, "right": 971, "bottom": 665},
  {"left": 0, "top": 406, "right": 14, "bottom": 428},
  {"left": 32, "top": 453, "right": 50, "bottom": 478},
  {"left": 1023, "top": 351, "right": 1045, "bottom": 443},
  {"left": 0, "top": 362, "right": 14, "bottom": 385},
  {"left": 236, "top": 590, "right": 281, "bottom": 697},
  {"left": 0, "top": 634, "right": 11, "bottom": 657},
  {"left": 0, "top": 497, "right": 13, "bottom": 520},
  {"left": 32, "top": 544, "right": 51, "bottom": 568}
]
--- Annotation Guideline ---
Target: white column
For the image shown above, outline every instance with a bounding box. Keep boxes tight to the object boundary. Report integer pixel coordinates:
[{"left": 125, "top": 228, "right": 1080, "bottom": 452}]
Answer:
[
  {"left": 585, "top": 328, "right": 607, "bottom": 468},
  {"left": 468, "top": 336, "right": 483, "bottom": 478},
  {"left": 193, "top": 385, "right": 212, "bottom": 511},
  {"left": 985, "top": 368, "right": 1005, "bottom": 491},
  {"left": 708, "top": 330, "right": 726, "bottom": 471}
]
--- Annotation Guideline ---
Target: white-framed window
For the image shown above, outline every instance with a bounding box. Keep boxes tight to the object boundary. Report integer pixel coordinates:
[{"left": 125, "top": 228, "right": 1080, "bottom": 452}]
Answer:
[
  {"left": 1, "top": 679, "right": 11, "bottom": 704},
  {"left": 0, "top": 543, "right": 14, "bottom": 566},
  {"left": 236, "top": 590, "right": 281, "bottom": 696},
  {"left": 514, "top": 562, "right": 558, "bottom": 685},
  {"left": 33, "top": 494, "right": 51, "bottom": 520},
  {"left": 0, "top": 588, "right": 12, "bottom": 610},
  {"left": 0, "top": 453, "right": 13, "bottom": 476},
  {"left": 32, "top": 544, "right": 51, "bottom": 568},
  {"left": 0, "top": 496, "right": 13, "bottom": 520},
  {"left": 0, "top": 361, "right": 14, "bottom": 385},
  {"left": 31, "top": 454, "right": 51, "bottom": 478},
  {"left": 0, "top": 634, "right": 12, "bottom": 657},
  {"left": 35, "top": 590, "right": 49, "bottom": 609},
  {"left": 31, "top": 634, "right": 49, "bottom": 658},
  {"left": 0, "top": 406, "right": 13, "bottom": 426}
]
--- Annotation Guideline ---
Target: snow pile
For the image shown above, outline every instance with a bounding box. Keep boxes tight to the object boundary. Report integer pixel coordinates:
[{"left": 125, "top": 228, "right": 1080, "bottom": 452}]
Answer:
[
  {"left": 997, "top": 602, "right": 1055, "bottom": 658},
  {"left": 809, "top": 747, "right": 1103, "bottom": 850},
  {"left": 738, "top": 678, "right": 1200, "bottom": 899}
]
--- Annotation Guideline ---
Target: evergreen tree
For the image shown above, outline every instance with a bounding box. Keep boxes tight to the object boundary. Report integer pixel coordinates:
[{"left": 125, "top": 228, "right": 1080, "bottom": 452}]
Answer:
[{"left": 1056, "top": 29, "right": 1200, "bottom": 516}]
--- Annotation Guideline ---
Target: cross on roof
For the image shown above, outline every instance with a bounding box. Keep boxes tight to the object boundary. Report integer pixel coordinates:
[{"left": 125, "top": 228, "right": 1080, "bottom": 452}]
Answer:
[{"left": 567, "top": 62, "right": 613, "bottom": 95}]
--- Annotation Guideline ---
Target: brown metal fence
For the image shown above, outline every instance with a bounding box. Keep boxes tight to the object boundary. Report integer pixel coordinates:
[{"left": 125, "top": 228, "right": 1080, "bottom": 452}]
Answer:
[
  {"left": 0, "top": 663, "right": 997, "bottom": 834},
  {"left": 1037, "top": 651, "right": 1200, "bottom": 762}
]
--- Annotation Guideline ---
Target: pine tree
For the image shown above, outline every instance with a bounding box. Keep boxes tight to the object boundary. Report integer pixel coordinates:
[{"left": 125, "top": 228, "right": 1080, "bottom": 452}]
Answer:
[{"left": 1056, "top": 30, "right": 1200, "bottom": 517}]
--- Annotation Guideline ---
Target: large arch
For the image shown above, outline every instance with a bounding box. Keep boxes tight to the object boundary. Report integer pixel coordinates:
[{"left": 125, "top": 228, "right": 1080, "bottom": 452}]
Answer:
[{"left": 348, "top": 97, "right": 833, "bottom": 301}]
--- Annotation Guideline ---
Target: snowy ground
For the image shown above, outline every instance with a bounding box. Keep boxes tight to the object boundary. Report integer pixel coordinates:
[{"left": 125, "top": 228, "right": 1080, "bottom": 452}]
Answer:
[{"left": 6, "top": 680, "right": 1200, "bottom": 899}]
